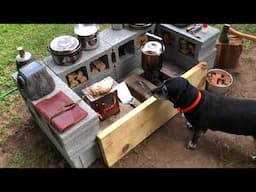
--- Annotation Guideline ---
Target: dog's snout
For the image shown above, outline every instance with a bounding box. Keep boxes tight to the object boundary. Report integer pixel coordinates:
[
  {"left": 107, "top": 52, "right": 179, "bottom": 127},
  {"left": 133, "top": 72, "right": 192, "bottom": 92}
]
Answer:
[
  {"left": 151, "top": 88, "right": 161, "bottom": 98},
  {"left": 151, "top": 85, "right": 168, "bottom": 100},
  {"left": 151, "top": 88, "right": 157, "bottom": 95}
]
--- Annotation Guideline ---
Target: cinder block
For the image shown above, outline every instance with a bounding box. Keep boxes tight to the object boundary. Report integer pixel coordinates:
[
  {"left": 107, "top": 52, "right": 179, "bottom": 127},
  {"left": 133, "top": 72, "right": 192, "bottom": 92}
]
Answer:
[
  {"left": 199, "top": 48, "right": 217, "bottom": 69},
  {"left": 164, "top": 48, "right": 217, "bottom": 71},
  {"left": 44, "top": 34, "right": 116, "bottom": 93},
  {"left": 157, "top": 24, "right": 219, "bottom": 70},
  {"left": 68, "top": 141, "right": 100, "bottom": 168},
  {"left": 101, "top": 27, "right": 153, "bottom": 80},
  {"left": 11, "top": 25, "right": 157, "bottom": 168},
  {"left": 12, "top": 68, "right": 100, "bottom": 168}
]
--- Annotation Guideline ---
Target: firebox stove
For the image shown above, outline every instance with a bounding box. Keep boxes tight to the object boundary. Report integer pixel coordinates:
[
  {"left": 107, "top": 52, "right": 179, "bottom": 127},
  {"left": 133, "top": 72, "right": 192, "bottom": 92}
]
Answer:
[{"left": 11, "top": 24, "right": 219, "bottom": 168}]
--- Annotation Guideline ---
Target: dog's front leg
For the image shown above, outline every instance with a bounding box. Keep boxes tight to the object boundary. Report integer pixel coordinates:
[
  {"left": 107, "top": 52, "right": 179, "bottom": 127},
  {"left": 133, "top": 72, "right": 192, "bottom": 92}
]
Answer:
[
  {"left": 251, "top": 136, "right": 256, "bottom": 161},
  {"left": 186, "top": 129, "right": 206, "bottom": 150}
]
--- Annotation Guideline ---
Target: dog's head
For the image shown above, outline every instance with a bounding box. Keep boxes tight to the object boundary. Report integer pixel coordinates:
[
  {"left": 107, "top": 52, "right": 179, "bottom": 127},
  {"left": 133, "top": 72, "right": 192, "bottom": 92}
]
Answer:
[{"left": 151, "top": 77, "right": 190, "bottom": 107}]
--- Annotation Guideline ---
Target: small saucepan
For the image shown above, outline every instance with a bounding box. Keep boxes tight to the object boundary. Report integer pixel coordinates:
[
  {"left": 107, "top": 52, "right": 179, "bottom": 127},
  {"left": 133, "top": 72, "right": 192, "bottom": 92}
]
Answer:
[
  {"left": 48, "top": 35, "right": 82, "bottom": 66},
  {"left": 74, "top": 24, "right": 100, "bottom": 50}
]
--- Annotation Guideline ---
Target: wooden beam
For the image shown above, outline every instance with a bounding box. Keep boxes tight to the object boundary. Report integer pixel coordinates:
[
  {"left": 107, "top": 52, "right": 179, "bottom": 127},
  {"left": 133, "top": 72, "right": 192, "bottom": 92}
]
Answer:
[{"left": 97, "top": 62, "right": 208, "bottom": 167}]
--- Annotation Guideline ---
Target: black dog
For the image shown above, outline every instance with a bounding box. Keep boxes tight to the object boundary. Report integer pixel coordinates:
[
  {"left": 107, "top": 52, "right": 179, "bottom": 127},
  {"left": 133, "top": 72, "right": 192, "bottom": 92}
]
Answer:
[{"left": 152, "top": 77, "right": 256, "bottom": 157}]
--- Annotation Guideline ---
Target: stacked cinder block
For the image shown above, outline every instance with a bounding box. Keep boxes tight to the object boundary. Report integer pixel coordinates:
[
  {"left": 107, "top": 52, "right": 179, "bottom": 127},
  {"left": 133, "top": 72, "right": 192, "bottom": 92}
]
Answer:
[
  {"left": 44, "top": 25, "right": 154, "bottom": 94},
  {"left": 99, "top": 25, "right": 154, "bottom": 80},
  {"left": 44, "top": 33, "right": 116, "bottom": 95},
  {"left": 12, "top": 25, "right": 155, "bottom": 168},
  {"left": 12, "top": 67, "right": 100, "bottom": 168},
  {"left": 157, "top": 24, "right": 220, "bottom": 70}
]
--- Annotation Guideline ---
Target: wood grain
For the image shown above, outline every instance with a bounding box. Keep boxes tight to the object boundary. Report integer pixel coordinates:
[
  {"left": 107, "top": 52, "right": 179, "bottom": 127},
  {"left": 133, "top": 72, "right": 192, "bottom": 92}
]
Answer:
[{"left": 97, "top": 62, "right": 208, "bottom": 167}]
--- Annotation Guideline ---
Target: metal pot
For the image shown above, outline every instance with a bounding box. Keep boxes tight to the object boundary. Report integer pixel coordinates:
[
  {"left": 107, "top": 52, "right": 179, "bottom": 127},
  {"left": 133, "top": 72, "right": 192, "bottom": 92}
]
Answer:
[
  {"left": 48, "top": 35, "right": 82, "bottom": 66},
  {"left": 141, "top": 33, "right": 165, "bottom": 73},
  {"left": 74, "top": 24, "right": 100, "bottom": 50},
  {"left": 129, "top": 23, "right": 152, "bottom": 30}
]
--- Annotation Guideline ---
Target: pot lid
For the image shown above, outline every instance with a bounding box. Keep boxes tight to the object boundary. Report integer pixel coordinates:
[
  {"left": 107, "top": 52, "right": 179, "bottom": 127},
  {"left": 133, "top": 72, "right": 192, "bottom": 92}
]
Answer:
[
  {"left": 141, "top": 41, "right": 163, "bottom": 56},
  {"left": 74, "top": 24, "right": 99, "bottom": 36},
  {"left": 129, "top": 23, "right": 152, "bottom": 29},
  {"left": 50, "top": 35, "right": 79, "bottom": 52}
]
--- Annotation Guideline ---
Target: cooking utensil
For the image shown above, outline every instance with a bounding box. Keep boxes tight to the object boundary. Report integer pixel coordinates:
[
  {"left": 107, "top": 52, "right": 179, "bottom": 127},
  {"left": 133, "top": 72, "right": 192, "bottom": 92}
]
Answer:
[
  {"left": 187, "top": 24, "right": 202, "bottom": 39},
  {"left": 128, "top": 23, "right": 152, "bottom": 30},
  {"left": 74, "top": 24, "right": 100, "bottom": 50},
  {"left": 141, "top": 33, "right": 165, "bottom": 73},
  {"left": 190, "top": 24, "right": 202, "bottom": 33},
  {"left": 48, "top": 35, "right": 82, "bottom": 66},
  {"left": 114, "top": 82, "right": 137, "bottom": 108}
]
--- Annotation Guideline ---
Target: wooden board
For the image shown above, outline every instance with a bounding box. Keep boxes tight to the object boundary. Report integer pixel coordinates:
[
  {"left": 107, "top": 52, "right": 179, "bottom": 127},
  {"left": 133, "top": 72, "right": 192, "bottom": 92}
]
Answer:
[{"left": 97, "top": 62, "right": 208, "bottom": 167}]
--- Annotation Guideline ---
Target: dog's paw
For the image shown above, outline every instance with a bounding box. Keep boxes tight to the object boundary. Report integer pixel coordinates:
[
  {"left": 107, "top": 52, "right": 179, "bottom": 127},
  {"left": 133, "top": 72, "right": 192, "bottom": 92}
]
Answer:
[
  {"left": 186, "top": 140, "right": 197, "bottom": 150},
  {"left": 251, "top": 155, "right": 256, "bottom": 161},
  {"left": 186, "top": 122, "right": 193, "bottom": 130}
]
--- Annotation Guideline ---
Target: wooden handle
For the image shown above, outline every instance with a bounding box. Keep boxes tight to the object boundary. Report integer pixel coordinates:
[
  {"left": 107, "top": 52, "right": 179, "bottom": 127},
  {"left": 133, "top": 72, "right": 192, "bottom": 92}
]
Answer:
[{"left": 229, "top": 27, "right": 256, "bottom": 42}]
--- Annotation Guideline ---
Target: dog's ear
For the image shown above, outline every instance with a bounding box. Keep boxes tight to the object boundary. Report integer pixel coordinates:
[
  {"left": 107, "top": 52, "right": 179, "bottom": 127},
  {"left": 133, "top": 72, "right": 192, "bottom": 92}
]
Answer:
[{"left": 172, "top": 77, "right": 190, "bottom": 108}]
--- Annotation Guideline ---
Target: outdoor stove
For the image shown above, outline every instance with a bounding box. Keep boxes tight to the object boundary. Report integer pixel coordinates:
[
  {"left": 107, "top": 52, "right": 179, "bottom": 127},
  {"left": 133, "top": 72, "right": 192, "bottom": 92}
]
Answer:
[
  {"left": 155, "top": 24, "right": 220, "bottom": 70},
  {"left": 11, "top": 24, "right": 219, "bottom": 168}
]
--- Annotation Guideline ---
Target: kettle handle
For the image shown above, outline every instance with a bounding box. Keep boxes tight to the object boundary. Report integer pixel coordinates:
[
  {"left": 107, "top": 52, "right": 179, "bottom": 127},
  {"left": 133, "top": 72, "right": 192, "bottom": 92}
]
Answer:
[
  {"left": 47, "top": 46, "right": 52, "bottom": 53},
  {"left": 145, "top": 32, "right": 165, "bottom": 52}
]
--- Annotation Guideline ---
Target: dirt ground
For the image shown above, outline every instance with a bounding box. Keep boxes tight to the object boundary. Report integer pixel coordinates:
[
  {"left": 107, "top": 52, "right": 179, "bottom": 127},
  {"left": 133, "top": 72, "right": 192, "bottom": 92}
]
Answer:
[{"left": 1, "top": 46, "right": 256, "bottom": 168}]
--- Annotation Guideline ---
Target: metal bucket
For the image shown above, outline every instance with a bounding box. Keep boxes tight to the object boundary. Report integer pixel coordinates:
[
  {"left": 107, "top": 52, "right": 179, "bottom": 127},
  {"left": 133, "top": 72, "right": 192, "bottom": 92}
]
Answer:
[{"left": 206, "top": 68, "right": 233, "bottom": 95}]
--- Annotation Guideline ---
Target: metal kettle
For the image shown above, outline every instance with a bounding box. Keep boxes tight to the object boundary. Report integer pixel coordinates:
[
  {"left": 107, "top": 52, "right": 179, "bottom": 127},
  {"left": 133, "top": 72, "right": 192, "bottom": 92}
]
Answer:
[{"left": 140, "top": 33, "right": 165, "bottom": 73}]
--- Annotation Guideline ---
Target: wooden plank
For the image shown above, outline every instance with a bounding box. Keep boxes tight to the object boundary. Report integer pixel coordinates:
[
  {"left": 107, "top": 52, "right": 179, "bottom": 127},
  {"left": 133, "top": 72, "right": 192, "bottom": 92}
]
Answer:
[{"left": 97, "top": 62, "right": 208, "bottom": 167}]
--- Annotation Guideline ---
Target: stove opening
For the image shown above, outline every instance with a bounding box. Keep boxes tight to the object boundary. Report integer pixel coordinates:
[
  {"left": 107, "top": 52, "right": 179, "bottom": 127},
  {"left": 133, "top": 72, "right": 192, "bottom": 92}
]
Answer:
[
  {"left": 178, "top": 38, "right": 196, "bottom": 58},
  {"left": 118, "top": 40, "right": 135, "bottom": 59},
  {"left": 66, "top": 67, "right": 88, "bottom": 89},
  {"left": 90, "top": 55, "right": 109, "bottom": 76}
]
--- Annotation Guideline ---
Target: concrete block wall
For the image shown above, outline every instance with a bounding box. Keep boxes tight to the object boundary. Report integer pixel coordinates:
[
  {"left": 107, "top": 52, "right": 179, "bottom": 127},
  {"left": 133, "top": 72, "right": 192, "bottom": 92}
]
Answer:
[
  {"left": 164, "top": 47, "right": 217, "bottom": 71},
  {"left": 101, "top": 26, "right": 154, "bottom": 80},
  {"left": 44, "top": 25, "right": 155, "bottom": 89},
  {"left": 12, "top": 66, "right": 101, "bottom": 168},
  {"left": 157, "top": 24, "right": 220, "bottom": 70},
  {"left": 69, "top": 141, "right": 100, "bottom": 168},
  {"left": 44, "top": 34, "right": 116, "bottom": 93}
]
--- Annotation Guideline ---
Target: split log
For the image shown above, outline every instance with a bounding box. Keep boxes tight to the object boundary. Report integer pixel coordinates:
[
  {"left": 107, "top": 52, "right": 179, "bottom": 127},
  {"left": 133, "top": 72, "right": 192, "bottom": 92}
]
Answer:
[{"left": 214, "top": 35, "right": 243, "bottom": 68}]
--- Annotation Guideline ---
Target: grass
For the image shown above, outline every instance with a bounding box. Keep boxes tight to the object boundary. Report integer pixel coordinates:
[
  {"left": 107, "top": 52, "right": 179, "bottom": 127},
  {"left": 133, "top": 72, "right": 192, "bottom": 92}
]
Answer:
[
  {"left": 0, "top": 24, "right": 110, "bottom": 168},
  {"left": 6, "top": 151, "right": 28, "bottom": 168},
  {"left": 0, "top": 24, "right": 256, "bottom": 168},
  {"left": 0, "top": 24, "right": 110, "bottom": 94}
]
